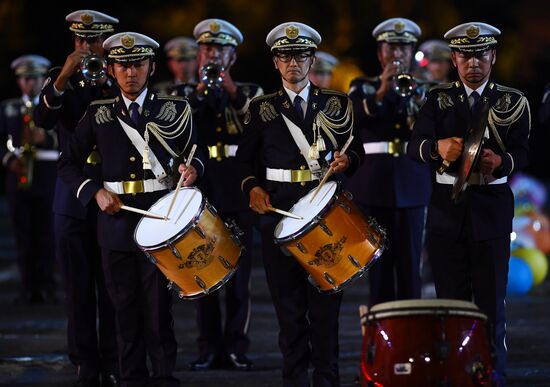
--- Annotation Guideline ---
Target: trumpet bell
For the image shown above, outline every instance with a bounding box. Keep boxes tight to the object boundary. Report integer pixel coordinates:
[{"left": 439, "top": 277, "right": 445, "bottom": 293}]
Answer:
[
  {"left": 200, "top": 63, "right": 225, "bottom": 89},
  {"left": 395, "top": 73, "right": 416, "bottom": 97},
  {"left": 81, "top": 54, "right": 107, "bottom": 82}
]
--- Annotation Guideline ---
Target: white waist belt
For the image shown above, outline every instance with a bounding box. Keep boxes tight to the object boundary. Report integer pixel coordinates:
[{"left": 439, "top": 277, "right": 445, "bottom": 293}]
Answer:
[
  {"left": 363, "top": 141, "right": 408, "bottom": 155},
  {"left": 104, "top": 179, "right": 169, "bottom": 194},
  {"left": 436, "top": 173, "right": 507, "bottom": 185},
  {"left": 35, "top": 150, "right": 59, "bottom": 161},
  {"left": 265, "top": 168, "right": 319, "bottom": 183},
  {"left": 13, "top": 149, "right": 59, "bottom": 161}
]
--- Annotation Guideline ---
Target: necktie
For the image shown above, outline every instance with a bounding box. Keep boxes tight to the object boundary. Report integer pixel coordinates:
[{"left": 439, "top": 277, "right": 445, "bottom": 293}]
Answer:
[
  {"left": 293, "top": 95, "right": 304, "bottom": 119},
  {"left": 129, "top": 102, "right": 140, "bottom": 125},
  {"left": 470, "top": 91, "right": 480, "bottom": 113}
]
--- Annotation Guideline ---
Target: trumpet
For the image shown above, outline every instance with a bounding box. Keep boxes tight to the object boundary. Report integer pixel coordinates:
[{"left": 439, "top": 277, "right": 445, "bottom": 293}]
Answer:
[
  {"left": 200, "top": 63, "right": 225, "bottom": 89},
  {"left": 392, "top": 60, "right": 416, "bottom": 97},
  {"left": 80, "top": 54, "right": 107, "bottom": 82}
]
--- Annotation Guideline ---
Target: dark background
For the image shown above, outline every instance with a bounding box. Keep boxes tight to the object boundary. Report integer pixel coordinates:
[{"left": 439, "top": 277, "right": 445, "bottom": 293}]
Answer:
[{"left": 1, "top": 0, "right": 549, "bottom": 174}]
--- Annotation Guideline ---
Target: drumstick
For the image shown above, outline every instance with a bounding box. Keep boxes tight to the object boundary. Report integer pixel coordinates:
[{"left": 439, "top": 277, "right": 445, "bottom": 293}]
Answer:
[
  {"left": 359, "top": 304, "right": 368, "bottom": 337},
  {"left": 164, "top": 144, "right": 197, "bottom": 220},
  {"left": 121, "top": 205, "right": 165, "bottom": 220},
  {"left": 267, "top": 206, "right": 303, "bottom": 220},
  {"left": 309, "top": 135, "right": 354, "bottom": 203}
]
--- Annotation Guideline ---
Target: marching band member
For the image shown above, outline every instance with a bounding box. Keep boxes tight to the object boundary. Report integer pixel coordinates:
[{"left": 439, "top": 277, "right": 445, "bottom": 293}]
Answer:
[
  {"left": 34, "top": 10, "right": 120, "bottom": 387},
  {"left": 58, "top": 31, "right": 206, "bottom": 387},
  {"left": 408, "top": 22, "right": 531, "bottom": 385},
  {"left": 236, "top": 22, "right": 363, "bottom": 386}
]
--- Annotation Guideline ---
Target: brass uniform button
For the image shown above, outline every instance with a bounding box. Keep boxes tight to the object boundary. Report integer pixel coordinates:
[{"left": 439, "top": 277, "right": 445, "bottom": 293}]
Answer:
[
  {"left": 395, "top": 123, "right": 401, "bottom": 129},
  {"left": 216, "top": 127, "right": 222, "bottom": 133},
  {"left": 216, "top": 157, "right": 222, "bottom": 162},
  {"left": 130, "top": 156, "right": 136, "bottom": 162},
  {"left": 300, "top": 182, "right": 306, "bottom": 186},
  {"left": 300, "top": 165, "right": 306, "bottom": 170},
  {"left": 130, "top": 173, "right": 136, "bottom": 179}
]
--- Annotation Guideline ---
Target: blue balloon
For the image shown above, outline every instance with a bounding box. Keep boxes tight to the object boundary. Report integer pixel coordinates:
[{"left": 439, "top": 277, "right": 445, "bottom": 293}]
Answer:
[{"left": 507, "top": 257, "right": 534, "bottom": 295}]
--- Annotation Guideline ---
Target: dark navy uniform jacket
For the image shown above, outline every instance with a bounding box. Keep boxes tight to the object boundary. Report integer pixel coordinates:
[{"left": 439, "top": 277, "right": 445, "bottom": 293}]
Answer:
[
  {"left": 407, "top": 80, "right": 531, "bottom": 241},
  {"left": 35, "top": 67, "right": 118, "bottom": 219},
  {"left": 0, "top": 97, "right": 58, "bottom": 194},
  {"left": 236, "top": 84, "right": 364, "bottom": 210},
  {"left": 172, "top": 82, "right": 263, "bottom": 213},
  {"left": 57, "top": 91, "right": 206, "bottom": 251},
  {"left": 346, "top": 76, "right": 432, "bottom": 208}
]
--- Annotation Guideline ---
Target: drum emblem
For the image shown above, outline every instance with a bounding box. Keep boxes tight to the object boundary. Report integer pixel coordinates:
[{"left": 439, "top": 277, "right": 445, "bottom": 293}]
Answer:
[
  {"left": 308, "top": 236, "right": 346, "bottom": 268},
  {"left": 181, "top": 238, "right": 216, "bottom": 270}
]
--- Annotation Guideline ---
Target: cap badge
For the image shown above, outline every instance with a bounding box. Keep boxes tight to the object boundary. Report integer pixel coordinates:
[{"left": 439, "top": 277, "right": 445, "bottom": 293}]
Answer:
[
  {"left": 466, "top": 24, "right": 480, "bottom": 39},
  {"left": 81, "top": 13, "right": 94, "bottom": 25},
  {"left": 394, "top": 21, "right": 405, "bottom": 33},
  {"left": 285, "top": 25, "right": 299, "bottom": 39},
  {"left": 121, "top": 34, "right": 135, "bottom": 49},
  {"left": 209, "top": 22, "right": 221, "bottom": 33}
]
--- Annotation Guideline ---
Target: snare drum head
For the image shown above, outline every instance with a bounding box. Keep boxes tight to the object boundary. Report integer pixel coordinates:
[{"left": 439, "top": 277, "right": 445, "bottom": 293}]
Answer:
[
  {"left": 369, "top": 298, "right": 487, "bottom": 320},
  {"left": 134, "top": 187, "right": 203, "bottom": 248},
  {"left": 274, "top": 181, "right": 338, "bottom": 240}
]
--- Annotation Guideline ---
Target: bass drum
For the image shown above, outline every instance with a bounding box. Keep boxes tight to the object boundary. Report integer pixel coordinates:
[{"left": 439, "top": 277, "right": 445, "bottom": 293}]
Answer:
[{"left": 360, "top": 299, "right": 493, "bottom": 386}]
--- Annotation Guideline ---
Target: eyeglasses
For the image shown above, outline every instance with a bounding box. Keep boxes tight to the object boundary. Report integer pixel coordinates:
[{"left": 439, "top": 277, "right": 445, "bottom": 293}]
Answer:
[{"left": 275, "top": 52, "right": 313, "bottom": 63}]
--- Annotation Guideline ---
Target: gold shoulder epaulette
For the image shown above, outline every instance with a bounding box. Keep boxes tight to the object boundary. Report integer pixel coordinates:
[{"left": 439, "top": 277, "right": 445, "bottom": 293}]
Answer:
[
  {"left": 251, "top": 92, "right": 277, "bottom": 103},
  {"left": 320, "top": 89, "right": 348, "bottom": 97},
  {"left": 156, "top": 94, "right": 186, "bottom": 101},
  {"left": 429, "top": 82, "right": 454, "bottom": 92},
  {"left": 495, "top": 84, "right": 524, "bottom": 96},
  {"left": 90, "top": 98, "right": 116, "bottom": 106}
]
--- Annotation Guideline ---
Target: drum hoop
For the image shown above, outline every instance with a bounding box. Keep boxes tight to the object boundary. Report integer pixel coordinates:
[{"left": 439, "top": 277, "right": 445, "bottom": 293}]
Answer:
[
  {"left": 134, "top": 186, "right": 206, "bottom": 251},
  {"left": 367, "top": 307, "right": 487, "bottom": 321},
  {"left": 274, "top": 181, "right": 341, "bottom": 244}
]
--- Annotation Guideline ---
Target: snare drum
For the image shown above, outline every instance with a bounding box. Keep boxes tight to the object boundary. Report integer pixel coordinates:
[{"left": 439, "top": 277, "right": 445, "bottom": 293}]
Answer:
[
  {"left": 360, "top": 299, "right": 493, "bottom": 386},
  {"left": 134, "top": 187, "right": 242, "bottom": 299},
  {"left": 274, "top": 181, "right": 385, "bottom": 293}
]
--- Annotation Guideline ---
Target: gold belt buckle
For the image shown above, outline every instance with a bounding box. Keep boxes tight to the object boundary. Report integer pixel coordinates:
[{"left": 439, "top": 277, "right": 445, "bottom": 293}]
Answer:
[
  {"left": 388, "top": 140, "right": 404, "bottom": 157},
  {"left": 290, "top": 169, "right": 312, "bottom": 183},
  {"left": 208, "top": 144, "right": 226, "bottom": 161},
  {"left": 123, "top": 180, "right": 144, "bottom": 194}
]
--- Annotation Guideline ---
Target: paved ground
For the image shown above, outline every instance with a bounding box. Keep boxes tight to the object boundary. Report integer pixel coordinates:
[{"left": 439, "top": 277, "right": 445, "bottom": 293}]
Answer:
[{"left": 0, "top": 198, "right": 549, "bottom": 386}]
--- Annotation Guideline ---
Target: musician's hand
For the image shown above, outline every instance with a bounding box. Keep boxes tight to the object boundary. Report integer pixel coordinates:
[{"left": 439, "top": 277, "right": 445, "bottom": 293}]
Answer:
[
  {"left": 330, "top": 151, "right": 350, "bottom": 173},
  {"left": 479, "top": 148, "right": 502, "bottom": 175},
  {"left": 178, "top": 164, "right": 198, "bottom": 186},
  {"left": 223, "top": 71, "right": 238, "bottom": 99},
  {"left": 55, "top": 49, "right": 90, "bottom": 92},
  {"left": 95, "top": 188, "right": 122, "bottom": 215},
  {"left": 437, "top": 137, "right": 464, "bottom": 162},
  {"left": 376, "top": 61, "right": 400, "bottom": 101},
  {"left": 249, "top": 186, "right": 271, "bottom": 214},
  {"left": 8, "top": 158, "right": 26, "bottom": 175}
]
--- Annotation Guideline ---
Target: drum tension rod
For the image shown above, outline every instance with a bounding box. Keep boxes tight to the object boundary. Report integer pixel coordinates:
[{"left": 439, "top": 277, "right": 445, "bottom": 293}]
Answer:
[
  {"left": 218, "top": 255, "right": 233, "bottom": 270},
  {"left": 194, "top": 275, "right": 208, "bottom": 292},
  {"left": 194, "top": 225, "right": 206, "bottom": 239},
  {"left": 296, "top": 242, "right": 307, "bottom": 254},
  {"left": 317, "top": 219, "right": 333, "bottom": 236},
  {"left": 166, "top": 241, "right": 182, "bottom": 259},
  {"left": 348, "top": 255, "right": 361, "bottom": 268}
]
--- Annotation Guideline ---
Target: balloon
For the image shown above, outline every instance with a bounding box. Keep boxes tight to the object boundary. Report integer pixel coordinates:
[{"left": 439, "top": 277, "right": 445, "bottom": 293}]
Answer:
[
  {"left": 510, "top": 173, "right": 547, "bottom": 209},
  {"left": 511, "top": 247, "right": 549, "bottom": 286},
  {"left": 523, "top": 213, "right": 550, "bottom": 254},
  {"left": 507, "top": 257, "right": 533, "bottom": 295},
  {"left": 510, "top": 231, "right": 536, "bottom": 251}
]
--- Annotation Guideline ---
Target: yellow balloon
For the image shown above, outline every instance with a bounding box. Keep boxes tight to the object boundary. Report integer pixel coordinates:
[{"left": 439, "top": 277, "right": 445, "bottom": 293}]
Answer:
[{"left": 512, "top": 247, "right": 549, "bottom": 286}]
